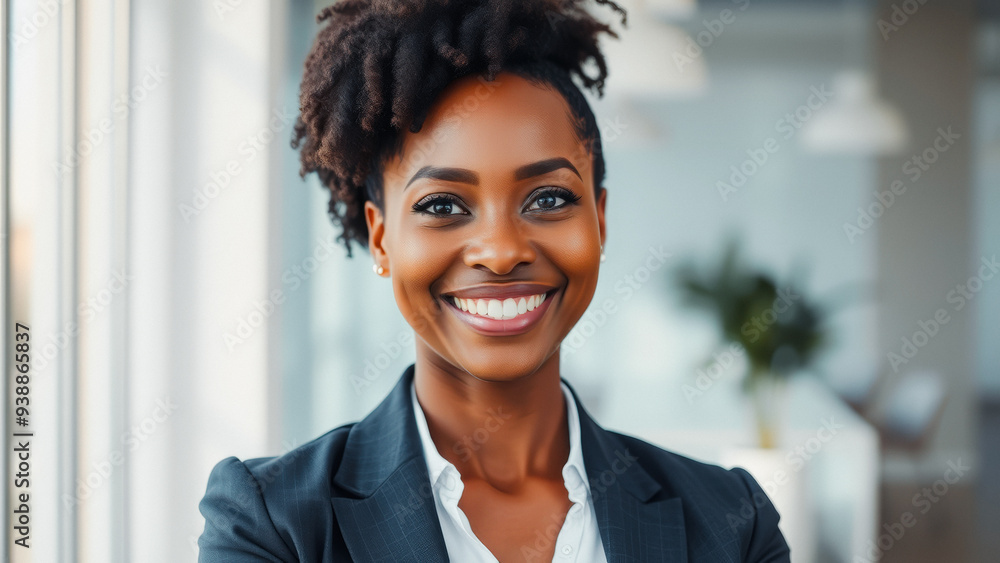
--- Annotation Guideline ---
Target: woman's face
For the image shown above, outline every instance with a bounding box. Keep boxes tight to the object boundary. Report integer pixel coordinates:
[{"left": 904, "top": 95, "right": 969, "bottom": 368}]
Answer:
[{"left": 365, "top": 72, "right": 607, "bottom": 382}]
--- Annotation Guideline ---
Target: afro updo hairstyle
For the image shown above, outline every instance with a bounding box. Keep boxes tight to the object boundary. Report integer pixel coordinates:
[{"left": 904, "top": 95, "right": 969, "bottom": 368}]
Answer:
[{"left": 290, "top": 0, "right": 627, "bottom": 257}]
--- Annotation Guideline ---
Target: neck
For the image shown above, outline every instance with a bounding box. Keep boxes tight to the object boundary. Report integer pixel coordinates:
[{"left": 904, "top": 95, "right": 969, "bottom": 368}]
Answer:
[{"left": 412, "top": 347, "right": 570, "bottom": 492}]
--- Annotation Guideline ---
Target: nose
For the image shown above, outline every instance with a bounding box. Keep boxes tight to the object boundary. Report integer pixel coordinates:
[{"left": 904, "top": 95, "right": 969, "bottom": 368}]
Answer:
[{"left": 462, "top": 216, "right": 537, "bottom": 276}]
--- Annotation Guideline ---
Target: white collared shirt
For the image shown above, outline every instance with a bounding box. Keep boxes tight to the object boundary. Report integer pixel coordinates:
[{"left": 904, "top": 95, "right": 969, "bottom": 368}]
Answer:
[{"left": 410, "top": 378, "right": 608, "bottom": 563}]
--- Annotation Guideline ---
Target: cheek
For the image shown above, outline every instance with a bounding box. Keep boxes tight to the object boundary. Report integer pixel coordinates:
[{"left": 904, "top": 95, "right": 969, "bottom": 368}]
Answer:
[
  {"left": 561, "top": 243, "right": 601, "bottom": 295},
  {"left": 553, "top": 205, "right": 602, "bottom": 272},
  {"left": 555, "top": 216, "right": 603, "bottom": 298},
  {"left": 389, "top": 231, "right": 453, "bottom": 328},
  {"left": 559, "top": 227, "right": 602, "bottom": 268}
]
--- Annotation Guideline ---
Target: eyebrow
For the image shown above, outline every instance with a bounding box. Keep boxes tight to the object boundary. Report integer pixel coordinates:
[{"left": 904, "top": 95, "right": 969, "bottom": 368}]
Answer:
[{"left": 404, "top": 157, "right": 582, "bottom": 190}]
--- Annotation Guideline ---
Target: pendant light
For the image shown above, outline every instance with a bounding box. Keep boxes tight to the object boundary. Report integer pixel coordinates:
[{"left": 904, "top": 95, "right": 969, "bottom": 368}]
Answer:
[
  {"left": 801, "top": 0, "right": 908, "bottom": 155},
  {"left": 598, "top": 0, "right": 708, "bottom": 99},
  {"left": 801, "top": 70, "right": 908, "bottom": 155}
]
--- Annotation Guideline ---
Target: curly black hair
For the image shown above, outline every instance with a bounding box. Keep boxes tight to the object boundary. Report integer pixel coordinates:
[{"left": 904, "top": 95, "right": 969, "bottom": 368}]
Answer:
[{"left": 290, "top": 0, "right": 627, "bottom": 257}]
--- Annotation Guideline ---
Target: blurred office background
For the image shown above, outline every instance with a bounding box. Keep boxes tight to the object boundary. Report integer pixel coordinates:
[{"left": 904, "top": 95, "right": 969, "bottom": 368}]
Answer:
[{"left": 2, "top": 0, "right": 998, "bottom": 561}]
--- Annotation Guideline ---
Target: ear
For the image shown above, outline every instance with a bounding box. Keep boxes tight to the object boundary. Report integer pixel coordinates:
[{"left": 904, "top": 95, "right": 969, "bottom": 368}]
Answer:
[
  {"left": 596, "top": 187, "right": 607, "bottom": 250},
  {"left": 364, "top": 200, "right": 389, "bottom": 273}
]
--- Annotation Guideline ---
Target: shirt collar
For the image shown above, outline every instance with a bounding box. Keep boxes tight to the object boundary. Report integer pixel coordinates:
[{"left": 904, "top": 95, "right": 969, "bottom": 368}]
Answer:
[{"left": 410, "top": 377, "right": 591, "bottom": 501}]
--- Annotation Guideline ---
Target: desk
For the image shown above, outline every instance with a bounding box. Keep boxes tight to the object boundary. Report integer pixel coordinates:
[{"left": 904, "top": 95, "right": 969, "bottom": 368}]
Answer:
[{"left": 596, "top": 374, "right": 879, "bottom": 563}]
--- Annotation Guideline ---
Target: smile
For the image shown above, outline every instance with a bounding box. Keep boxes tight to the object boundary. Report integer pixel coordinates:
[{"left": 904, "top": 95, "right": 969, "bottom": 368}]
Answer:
[{"left": 443, "top": 289, "right": 557, "bottom": 336}]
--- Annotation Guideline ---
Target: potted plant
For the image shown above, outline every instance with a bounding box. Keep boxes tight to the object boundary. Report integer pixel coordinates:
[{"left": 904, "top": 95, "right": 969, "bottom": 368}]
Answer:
[{"left": 674, "top": 239, "right": 828, "bottom": 448}]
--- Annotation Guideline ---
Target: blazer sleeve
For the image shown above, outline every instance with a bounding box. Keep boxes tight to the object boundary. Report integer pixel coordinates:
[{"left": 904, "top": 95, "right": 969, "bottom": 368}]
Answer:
[
  {"left": 198, "top": 456, "right": 298, "bottom": 563},
  {"left": 730, "top": 467, "right": 791, "bottom": 563}
]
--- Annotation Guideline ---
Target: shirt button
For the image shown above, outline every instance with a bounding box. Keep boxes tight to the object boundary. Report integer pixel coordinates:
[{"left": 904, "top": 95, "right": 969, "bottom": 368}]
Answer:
[{"left": 561, "top": 545, "right": 573, "bottom": 555}]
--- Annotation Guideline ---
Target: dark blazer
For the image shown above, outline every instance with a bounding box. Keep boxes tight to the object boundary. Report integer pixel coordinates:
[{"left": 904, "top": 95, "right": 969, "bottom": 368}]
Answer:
[{"left": 198, "top": 364, "right": 790, "bottom": 562}]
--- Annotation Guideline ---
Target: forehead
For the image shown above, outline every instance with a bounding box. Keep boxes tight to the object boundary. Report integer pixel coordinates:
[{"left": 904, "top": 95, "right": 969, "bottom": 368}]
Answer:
[{"left": 383, "top": 73, "right": 590, "bottom": 185}]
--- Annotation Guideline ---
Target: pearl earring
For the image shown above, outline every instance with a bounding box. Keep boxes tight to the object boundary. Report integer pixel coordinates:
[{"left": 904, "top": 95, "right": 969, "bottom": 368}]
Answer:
[
  {"left": 600, "top": 245, "right": 606, "bottom": 263},
  {"left": 373, "top": 264, "right": 385, "bottom": 276}
]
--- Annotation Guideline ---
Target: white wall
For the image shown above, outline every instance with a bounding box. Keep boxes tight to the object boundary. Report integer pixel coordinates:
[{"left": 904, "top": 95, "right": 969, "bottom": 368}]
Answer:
[{"left": 129, "top": 0, "right": 283, "bottom": 560}]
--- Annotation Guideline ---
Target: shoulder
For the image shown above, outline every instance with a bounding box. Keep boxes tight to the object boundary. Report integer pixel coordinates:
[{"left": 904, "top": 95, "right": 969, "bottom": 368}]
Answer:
[
  {"left": 198, "top": 423, "right": 358, "bottom": 562},
  {"left": 605, "top": 430, "right": 791, "bottom": 562},
  {"left": 608, "top": 430, "right": 751, "bottom": 498},
  {"left": 240, "top": 423, "right": 356, "bottom": 496},
  {"left": 206, "top": 420, "right": 358, "bottom": 506}
]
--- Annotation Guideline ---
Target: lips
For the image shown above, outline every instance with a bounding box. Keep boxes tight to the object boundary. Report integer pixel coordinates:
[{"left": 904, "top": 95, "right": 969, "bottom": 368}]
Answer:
[
  {"left": 441, "top": 282, "right": 557, "bottom": 300},
  {"left": 440, "top": 285, "right": 559, "bottom": 336}
]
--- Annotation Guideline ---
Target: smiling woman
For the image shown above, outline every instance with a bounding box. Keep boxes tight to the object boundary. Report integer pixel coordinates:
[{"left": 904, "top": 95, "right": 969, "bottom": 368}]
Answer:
[
  {"left": 197, "top": 1, "right": 790, "bottom": 562},
  {"left": 371, "top": 74, "right": 605, "bottom": 380}
]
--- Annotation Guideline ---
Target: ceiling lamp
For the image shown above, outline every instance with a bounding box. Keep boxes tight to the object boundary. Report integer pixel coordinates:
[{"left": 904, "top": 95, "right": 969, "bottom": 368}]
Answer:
[
  {"left": 599, "top": 0, "right": 708, "bottom": 99},
  {"left": 801, "top": 70, "right": 908, "bottom": 155}
]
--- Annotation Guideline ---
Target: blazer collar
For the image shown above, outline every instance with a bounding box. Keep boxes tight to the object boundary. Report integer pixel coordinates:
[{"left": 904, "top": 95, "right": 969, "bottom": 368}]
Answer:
[{"left": 331, "top": 363, "right": 687, "bottom": 562}]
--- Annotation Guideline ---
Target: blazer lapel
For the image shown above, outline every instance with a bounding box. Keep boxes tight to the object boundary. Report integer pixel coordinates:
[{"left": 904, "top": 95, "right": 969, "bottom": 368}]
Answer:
[
  {"left": 563, "top": 378, "right": 689, "bottom": 563},
  {"left": 329, "top": 365, "right": 688, "bottom": 562},
  {"left": 330, "top": 364, "right": 450, "bottom": 562}
]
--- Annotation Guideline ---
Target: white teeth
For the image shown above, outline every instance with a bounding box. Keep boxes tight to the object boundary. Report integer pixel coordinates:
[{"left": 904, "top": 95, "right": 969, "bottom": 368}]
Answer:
[
  {"left": 502, "top": 298, "right": 517, "bottom": 318},
  {"left": 487, "top": 300, "right": 503, "bottom": 319},
  {"left": 451, "top": 292, "right": 549, "bottom": 320}
]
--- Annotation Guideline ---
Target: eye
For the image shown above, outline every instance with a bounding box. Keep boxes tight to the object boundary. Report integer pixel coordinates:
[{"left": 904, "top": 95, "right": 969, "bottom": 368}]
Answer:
[
  {"left": 525, "top": 187, "right": 582, "bottom": 212},
  {"left": 411, "top": 194, "right": 469, "bottom": 217}
]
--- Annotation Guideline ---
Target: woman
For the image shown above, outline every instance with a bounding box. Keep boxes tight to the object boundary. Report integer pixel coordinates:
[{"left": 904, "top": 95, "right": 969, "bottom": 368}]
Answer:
[{"left": 198, "top": 1, "right": 790, "bottom": 561}]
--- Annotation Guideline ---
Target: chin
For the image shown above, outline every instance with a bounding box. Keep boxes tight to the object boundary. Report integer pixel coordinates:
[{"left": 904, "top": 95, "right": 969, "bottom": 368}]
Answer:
[{"left": 452, "top": 351, "right": 555, "bottom": 383}]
